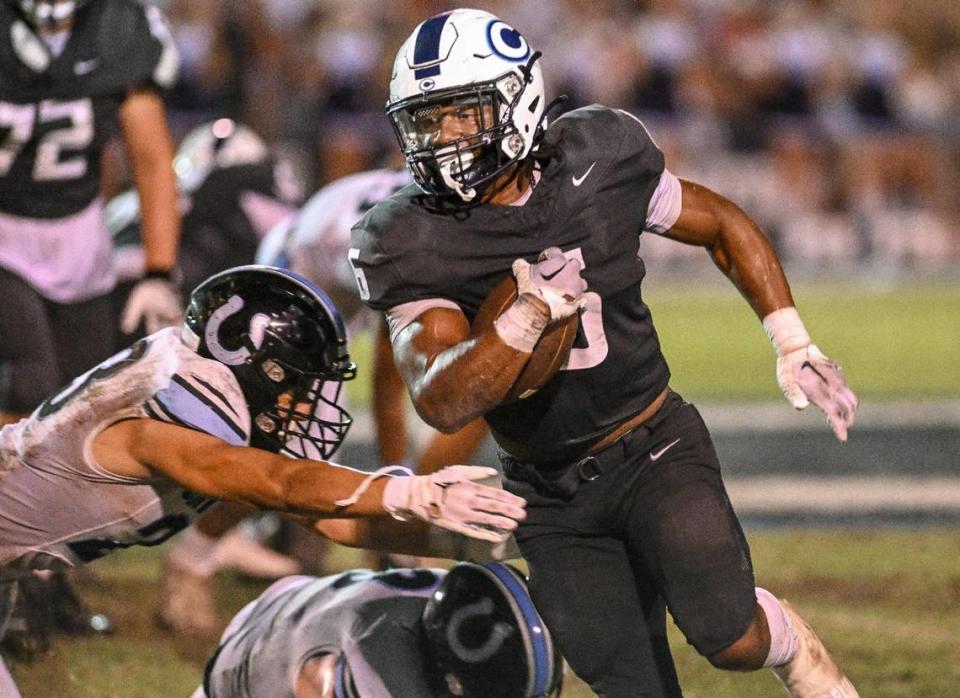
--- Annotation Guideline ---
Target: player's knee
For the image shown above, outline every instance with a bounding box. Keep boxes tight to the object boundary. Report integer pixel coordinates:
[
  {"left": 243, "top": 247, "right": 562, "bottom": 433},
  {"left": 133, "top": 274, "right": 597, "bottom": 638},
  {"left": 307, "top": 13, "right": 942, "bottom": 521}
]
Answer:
[{"left": 706, "top": 605, "right": 769, "bottom": 672}]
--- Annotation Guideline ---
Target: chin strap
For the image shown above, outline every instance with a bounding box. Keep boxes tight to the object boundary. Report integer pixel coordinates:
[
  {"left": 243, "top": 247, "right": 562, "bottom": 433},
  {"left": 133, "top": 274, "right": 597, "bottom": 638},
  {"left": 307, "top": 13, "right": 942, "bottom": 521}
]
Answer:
[{"left": 518, "top": 50, "right": 542, "bottom": 83}]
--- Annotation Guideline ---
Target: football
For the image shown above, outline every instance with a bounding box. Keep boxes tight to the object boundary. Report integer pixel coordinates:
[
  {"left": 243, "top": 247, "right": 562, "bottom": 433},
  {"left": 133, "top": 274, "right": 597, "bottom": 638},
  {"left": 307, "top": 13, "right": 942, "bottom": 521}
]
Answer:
[{"left": 472, "top": 275, "right": 579, "bottom": 402}]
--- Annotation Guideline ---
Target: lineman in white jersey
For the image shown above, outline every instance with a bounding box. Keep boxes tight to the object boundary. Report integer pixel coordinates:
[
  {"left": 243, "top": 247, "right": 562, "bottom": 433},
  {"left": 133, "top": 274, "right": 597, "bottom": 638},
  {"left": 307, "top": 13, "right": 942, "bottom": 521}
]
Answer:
[
  {"left": 157, "top": 171, "right": 492, "bottom": 636},
  {"left": 198, "top": 562, "right": 563, "bottom": 698},
  {"left": 0, "top": 265, "right": 526, "bottom": 692}
]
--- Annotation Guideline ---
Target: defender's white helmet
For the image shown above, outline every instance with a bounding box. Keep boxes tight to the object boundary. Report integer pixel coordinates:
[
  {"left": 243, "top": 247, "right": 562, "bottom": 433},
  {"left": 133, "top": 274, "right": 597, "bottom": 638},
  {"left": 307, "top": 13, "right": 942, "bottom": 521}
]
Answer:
[{"left": 387, "top": 9, "right": 545, "bottom": 202}]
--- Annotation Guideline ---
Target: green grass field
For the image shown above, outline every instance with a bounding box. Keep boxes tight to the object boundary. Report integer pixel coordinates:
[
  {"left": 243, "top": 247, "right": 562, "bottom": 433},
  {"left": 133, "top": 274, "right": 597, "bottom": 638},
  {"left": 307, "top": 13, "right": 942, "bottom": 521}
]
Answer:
[{"left": 7, "top": 529, "right": 960, "bottom": 697}]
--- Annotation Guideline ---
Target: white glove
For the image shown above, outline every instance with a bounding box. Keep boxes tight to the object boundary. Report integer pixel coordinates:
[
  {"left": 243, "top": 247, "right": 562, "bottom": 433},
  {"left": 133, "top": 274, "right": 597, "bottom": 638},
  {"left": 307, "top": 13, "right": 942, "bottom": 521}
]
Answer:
[
  {"left": 777, "top": 344, "right": 859, "bottom": 442},
  {"left": 121, "top": 276, "right": 182, "bottom": 335},
  {"left": 513, "top": 247, "right": 587, "bottom": 322},
  {"left": 383, "top": 465, "right": 527, "bottom": 543}
]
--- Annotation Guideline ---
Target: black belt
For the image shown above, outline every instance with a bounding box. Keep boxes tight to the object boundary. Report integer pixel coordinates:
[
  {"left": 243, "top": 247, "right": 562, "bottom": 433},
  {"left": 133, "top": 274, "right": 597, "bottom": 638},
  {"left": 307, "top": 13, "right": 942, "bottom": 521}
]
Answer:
[{"left": 499, "top": 390, "right": 685, "bottom": 500}]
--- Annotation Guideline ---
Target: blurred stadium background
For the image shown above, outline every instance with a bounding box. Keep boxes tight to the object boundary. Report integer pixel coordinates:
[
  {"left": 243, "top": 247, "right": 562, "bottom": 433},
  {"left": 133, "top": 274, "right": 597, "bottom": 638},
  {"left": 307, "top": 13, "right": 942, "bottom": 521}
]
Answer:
[{"left": 11, "top": 0, "right": 960, "bottom": 695}]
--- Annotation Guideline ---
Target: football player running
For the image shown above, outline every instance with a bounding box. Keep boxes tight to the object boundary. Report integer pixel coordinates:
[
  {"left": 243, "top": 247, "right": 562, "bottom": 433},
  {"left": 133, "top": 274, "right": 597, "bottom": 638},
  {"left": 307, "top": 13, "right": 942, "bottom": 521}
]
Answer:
[
  {"left": 196, "top": 562, "right": 562, "bottom": 698},
  {"left": 0, "top": 265, "right": 527, "bottom": 694},
  {"left": 351, "top": 9, "right": 859, "bottom": 698},
  {"left": 0, "top": 0, "right": 182, "bottom": 662}
]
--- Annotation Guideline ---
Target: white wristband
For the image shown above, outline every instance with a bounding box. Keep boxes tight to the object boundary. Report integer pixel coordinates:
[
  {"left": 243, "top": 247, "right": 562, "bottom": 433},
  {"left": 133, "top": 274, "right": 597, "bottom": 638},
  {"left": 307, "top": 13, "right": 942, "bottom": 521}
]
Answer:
[
  {"left": 762, "top": 307, "right": 811, "bottom": 356},
  {"left": 493, "top": 294, "right": 548, "bottom": 353}
]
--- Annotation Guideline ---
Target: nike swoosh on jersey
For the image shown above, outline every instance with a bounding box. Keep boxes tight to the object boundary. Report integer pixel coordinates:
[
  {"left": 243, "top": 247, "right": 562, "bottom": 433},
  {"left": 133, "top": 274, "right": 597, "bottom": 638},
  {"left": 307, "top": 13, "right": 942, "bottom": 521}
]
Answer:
[
  {"left": 650, "top": 438, "right": 681, "bottom": 461},
  {"left": 571, "top": 161, "right": 597, "bottom": 187}
]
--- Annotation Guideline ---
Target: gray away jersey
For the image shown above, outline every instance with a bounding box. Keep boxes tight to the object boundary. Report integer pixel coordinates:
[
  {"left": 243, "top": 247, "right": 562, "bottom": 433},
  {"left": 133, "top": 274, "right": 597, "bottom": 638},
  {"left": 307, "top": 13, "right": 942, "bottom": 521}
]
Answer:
[
  {"left": 204, "top": 569, "right": 446, "bottom": 698},
  {"left": 0, "top": 328, "right": 250, "bottom": 579}
]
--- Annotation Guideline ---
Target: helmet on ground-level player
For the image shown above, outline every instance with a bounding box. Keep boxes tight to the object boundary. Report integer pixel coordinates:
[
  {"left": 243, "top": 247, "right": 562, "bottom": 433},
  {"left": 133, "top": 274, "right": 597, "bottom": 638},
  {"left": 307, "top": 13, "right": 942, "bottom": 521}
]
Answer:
[
  {"left": 182, "top": 265, "right": 356, "bottom": 459},
  {"left": 421, "top": 562, "right": 563, "bottom": 698},
  {"left": 7, "top": 0, "right": 91, "bottom": 31},
  {"left": 174, "top": 118, "right": 271, "bottom": 195},
  {"left": 387, "top": 9, "right": 546, "bottom": 202}
]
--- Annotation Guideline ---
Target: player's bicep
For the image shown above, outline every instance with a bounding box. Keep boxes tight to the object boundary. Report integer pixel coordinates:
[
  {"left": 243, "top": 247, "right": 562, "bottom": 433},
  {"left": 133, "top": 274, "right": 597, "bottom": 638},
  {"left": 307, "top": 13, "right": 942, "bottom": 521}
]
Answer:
[
  {"left": 662, "top": 179, "right": 725, "bottom": 247},
  {"left": 98, "top": 419, "right": 253, "bottom": 500},
  {"left": 387, "top": 301, "right": 470, "bottom": 385}
]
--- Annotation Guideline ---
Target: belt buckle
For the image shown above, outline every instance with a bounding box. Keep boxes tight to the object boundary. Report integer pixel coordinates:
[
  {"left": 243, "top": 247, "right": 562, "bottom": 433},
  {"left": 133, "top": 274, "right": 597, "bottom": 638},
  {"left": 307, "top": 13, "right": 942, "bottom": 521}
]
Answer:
[{"left": 576, "top": 456, "right": 602, "bottom": 482}]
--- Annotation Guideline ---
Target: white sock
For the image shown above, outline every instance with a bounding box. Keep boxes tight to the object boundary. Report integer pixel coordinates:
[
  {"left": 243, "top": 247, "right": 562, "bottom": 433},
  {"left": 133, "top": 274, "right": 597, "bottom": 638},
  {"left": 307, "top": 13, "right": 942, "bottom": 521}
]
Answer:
[
  {"left": 756, "top": 587, "right": 799, "bottom": 667},
  {"left": 167, "top": 526, "right": 223, "bottom": 577}
]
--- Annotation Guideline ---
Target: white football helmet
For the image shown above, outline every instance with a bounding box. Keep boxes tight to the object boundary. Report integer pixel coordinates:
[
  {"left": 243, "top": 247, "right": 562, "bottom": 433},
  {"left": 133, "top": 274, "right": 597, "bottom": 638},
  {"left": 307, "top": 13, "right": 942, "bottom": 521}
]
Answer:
[
  {"left": 387, "top": 9, "right": 546, "bottom": 202},
  {"left": 173, "top": 118, "right": 269, "bottom": 194}
]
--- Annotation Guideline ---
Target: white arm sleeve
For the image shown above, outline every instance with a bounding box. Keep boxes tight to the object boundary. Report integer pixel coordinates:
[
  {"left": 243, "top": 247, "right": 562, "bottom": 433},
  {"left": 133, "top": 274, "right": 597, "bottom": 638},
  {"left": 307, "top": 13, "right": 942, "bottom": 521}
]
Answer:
[
  {"left": 644, "top": 169, "right": 682, "bottom": 234},
  {"left": 385, "top": 298, "right": 461, "bottom": 344}
]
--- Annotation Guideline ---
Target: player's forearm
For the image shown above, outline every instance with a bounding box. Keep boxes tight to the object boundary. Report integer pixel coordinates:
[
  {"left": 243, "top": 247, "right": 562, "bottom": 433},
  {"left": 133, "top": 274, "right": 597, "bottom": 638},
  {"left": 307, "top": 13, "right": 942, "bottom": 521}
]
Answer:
[
  {"left": 411, "top": 332, "right": 529, "bottom": 433},
  {"left": 120, "top": 89, "right": 180, "bottom": 272},
  {"left": 711, "top": 202, "right": 795, "bottom": 319},
  {"left": 240, "top": 456, "right": 391, "bottom": 517},
  {"left": 153, "top": 435, "right": 390, "bottom": 518},
  {"left": 134, "top": 157, "right": 180, "bottom": 272}
]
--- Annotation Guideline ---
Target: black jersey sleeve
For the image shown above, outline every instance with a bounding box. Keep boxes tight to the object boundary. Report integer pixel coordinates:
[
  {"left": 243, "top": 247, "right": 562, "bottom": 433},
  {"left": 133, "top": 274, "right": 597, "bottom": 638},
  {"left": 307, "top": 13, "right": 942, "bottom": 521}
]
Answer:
[
  {"left": 90, "top": 0, "right": 179, "bottom": 93},
  {"left": 350, "top": 187, "right": 455, "bottom": 312},
  {"left": 596, "top": 106, "right": 666, "bottom": 235},
  {"left": 546, "top": 105, "right": 666, "bottom": 241}
]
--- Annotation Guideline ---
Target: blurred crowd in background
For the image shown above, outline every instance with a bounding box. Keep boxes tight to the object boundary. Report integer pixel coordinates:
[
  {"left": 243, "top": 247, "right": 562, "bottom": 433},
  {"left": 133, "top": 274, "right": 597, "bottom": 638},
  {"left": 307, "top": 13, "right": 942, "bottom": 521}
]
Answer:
[{"left": 118, "top": 0, "right": 960, "bottom": 276}]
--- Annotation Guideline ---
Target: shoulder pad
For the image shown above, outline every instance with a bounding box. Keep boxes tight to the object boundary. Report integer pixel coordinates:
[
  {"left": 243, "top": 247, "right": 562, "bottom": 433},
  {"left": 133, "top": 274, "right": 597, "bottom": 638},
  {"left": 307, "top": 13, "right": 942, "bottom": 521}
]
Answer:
[{"left": 143, "top": 336, "right": 251, "bottom": 446}]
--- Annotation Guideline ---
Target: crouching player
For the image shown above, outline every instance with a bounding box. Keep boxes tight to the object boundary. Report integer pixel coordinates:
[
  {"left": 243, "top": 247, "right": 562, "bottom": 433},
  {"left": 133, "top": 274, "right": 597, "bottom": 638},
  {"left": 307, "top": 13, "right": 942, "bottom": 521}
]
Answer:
[{"left": 196, "top": 562, "right": 563, "bottom": 698}]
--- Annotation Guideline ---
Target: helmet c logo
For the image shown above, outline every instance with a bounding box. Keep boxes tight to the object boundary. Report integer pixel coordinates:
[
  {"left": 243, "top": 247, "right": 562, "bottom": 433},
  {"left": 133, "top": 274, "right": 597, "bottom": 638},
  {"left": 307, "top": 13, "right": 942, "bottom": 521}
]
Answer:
[
  {"left": 446, "top": 598, "right": 513, "bottom": 663},
  {"left": 486, "top": 20, "right": 530, "bottom": 62},
  {"left": 205, "top": 295, "right": 270, "bottom": 366},
  {"left": 419, "top": 78, "right": 436, "bottom": 91}
]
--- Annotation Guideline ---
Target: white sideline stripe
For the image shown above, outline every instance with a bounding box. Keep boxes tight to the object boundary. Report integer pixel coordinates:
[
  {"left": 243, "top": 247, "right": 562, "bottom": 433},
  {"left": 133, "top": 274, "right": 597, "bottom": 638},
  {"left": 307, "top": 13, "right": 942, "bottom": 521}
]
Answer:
[
  {"left": 698, "top": 400, "right": 960, "bottom": 431},
  {"left": 726, "top": 476, "right": 960, "bottom": 512}
]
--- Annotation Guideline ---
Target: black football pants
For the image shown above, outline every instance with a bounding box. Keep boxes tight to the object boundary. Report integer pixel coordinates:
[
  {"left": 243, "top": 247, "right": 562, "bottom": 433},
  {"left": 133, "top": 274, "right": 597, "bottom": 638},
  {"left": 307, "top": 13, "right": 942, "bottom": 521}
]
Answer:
[
  {"left": 502, "top": 393, "right": 757, "bottom": 697},
  {"left": 0, "top": 267, "right": 115, "bottom": 413}
]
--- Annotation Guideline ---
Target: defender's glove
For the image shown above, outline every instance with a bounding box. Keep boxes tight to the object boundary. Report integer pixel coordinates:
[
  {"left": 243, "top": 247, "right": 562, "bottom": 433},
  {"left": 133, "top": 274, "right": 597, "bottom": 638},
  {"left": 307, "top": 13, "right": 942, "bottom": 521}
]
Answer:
[
  {"left": 764, "top": 308, "right": 859, "bottom": 442},
  {"left": 121, "top": 275, "right": 182, "bottom": 335},
  {"left": 382, "top": 466, "right": 526, "bottom": 543},
  {"left": 334, "top": 465, "right": 526, "bottom": 544},
  {"left": 513, "top": 247, "right": 587, "bottom": 323}
]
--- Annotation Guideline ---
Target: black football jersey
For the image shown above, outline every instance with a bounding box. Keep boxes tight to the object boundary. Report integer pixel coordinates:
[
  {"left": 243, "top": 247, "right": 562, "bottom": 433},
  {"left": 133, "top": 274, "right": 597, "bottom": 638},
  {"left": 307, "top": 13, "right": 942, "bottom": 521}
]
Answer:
[
  {"left": 352, "top": 105, "right": 672, "bottom": 462},
  {"left": 0, "top": 0, "right": 178, "bottom": 219}
]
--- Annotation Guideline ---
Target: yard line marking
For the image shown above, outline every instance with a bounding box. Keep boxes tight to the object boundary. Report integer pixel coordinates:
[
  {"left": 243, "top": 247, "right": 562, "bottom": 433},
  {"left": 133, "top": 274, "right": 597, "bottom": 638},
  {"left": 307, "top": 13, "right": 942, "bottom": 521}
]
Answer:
[{"left": 726, "top": 476, "right": 960, "bottom": 512}]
